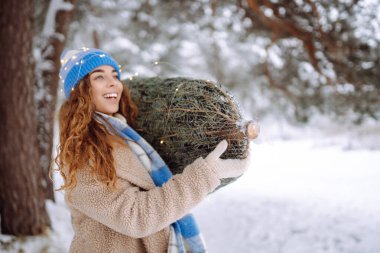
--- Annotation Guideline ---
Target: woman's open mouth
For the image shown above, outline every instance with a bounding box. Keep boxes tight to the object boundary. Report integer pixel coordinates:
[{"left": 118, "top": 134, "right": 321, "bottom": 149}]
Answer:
[{"left": 103, "top": 92, "right": 118, "bottom": 100}]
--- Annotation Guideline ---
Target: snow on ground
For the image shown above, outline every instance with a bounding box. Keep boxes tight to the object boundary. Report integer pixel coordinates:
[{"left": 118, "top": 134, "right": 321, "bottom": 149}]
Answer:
[
  {"left": 1, "top": 125, "right": 380, "bottom": 253},
  {"left": 193, "top": 140, "right": 380, "bottom": 253}
]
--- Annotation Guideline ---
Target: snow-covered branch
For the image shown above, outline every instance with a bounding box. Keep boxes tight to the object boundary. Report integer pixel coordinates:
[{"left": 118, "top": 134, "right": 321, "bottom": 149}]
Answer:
[{"left": 42, "top": 0, "right": 73, "bottom": 37}]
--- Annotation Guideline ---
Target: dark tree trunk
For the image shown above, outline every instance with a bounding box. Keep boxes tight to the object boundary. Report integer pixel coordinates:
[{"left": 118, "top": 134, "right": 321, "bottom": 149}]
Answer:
[
  {"left": 0, "top": 0, "right": 51, "bottom": 235},
  {"left": 35, "top": 0, "right": 78, "bottom": 201}
]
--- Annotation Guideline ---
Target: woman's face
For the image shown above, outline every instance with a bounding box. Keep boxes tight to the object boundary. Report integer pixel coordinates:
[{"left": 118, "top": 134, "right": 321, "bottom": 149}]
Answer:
[{"left": 89, "top": 65, "right": 123, "bottom": 116}]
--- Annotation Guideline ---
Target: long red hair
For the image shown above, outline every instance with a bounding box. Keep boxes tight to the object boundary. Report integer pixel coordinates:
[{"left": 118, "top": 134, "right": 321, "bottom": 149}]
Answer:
[{"left": 53, "top": 75, "right": 138, "bottom": 190}]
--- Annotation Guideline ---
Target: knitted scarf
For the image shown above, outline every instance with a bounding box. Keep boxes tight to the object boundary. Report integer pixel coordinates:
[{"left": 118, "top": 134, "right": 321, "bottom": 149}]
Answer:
[{"left": 95, "top": 112, "right": 207, "bottom": 253}]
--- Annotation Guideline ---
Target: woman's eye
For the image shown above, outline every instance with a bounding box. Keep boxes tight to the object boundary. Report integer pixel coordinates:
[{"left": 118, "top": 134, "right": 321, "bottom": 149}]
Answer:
[
  {"left": 94, "top": 75, "right": 103, "bottom": 80},
  {"left": 113, "top": 75, "right": 119, "bottom": 80}
]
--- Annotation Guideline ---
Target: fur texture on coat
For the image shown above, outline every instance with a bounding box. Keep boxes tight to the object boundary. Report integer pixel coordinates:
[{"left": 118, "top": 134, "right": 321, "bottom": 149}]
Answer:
[{"left": 64, "top": 140, "right": 221, "bottom": 253}]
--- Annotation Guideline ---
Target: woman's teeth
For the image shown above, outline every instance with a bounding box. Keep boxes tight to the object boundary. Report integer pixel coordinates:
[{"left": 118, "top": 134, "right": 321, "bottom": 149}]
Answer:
[{"left": 103, "top": 93, "right": 117, "bottom": 99}]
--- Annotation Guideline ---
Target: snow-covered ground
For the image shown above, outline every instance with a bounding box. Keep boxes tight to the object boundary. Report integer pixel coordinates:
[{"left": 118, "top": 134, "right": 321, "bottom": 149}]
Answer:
[
  {"left": 1, "top": 123, "right": 379, "bottom": 253},
  {"left": 194, "top": 140, "right": 380, "bottom": 253}
]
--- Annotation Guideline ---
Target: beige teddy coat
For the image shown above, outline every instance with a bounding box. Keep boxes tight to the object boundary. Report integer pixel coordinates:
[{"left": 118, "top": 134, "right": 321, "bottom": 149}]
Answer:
[{"left": 64, "top": 141, "right": 221, "bottom": 253}]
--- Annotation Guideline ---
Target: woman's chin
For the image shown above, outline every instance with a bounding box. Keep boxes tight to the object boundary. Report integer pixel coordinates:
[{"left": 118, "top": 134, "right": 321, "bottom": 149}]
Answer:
[{"left": 97, "top": 107, "right": 119, "bottom": 116}]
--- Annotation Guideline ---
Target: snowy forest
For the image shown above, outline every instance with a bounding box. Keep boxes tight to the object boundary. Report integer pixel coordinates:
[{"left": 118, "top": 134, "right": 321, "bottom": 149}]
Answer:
[{"left": 0, "top": 0, "right": 379, "bottom": 252}]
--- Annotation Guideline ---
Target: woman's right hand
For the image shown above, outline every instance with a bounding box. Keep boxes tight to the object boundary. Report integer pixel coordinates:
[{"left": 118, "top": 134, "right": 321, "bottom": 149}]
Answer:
[{"left": 205, "top": 140, "right": 250, "bottom": 179}]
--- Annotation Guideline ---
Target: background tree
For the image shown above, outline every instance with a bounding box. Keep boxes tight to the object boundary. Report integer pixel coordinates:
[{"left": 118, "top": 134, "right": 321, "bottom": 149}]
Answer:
[
  {"left": 34, "top": 0, "right": 77, "bottom": 201},
  {"left": 238, "top": 0, "right": 380, "bottom": 122},
  {"left": 0, "top": 0, "right": 51, "bottom": 235},
  {"left": 0, "top": 0, "right": 76, "bottom": 236},
  {"left": 67, "top": 0, "right": 379, "bottom": 124}
]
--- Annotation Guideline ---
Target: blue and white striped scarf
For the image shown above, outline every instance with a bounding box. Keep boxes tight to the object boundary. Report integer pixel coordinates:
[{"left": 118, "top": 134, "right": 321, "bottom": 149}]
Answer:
[{"left": 95, "top": 112, "right": 207, "bottom": 253}]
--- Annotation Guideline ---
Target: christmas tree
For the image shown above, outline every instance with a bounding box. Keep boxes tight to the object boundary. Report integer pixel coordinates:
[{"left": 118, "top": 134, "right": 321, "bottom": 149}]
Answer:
[{"left": 124, "top": 77, "right": 258, "bottom": 189}]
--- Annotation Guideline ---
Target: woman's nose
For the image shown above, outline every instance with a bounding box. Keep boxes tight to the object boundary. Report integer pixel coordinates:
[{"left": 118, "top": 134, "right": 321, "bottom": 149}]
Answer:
[{"left": 107, "top": 75, "right": 118, "bottom": 86}]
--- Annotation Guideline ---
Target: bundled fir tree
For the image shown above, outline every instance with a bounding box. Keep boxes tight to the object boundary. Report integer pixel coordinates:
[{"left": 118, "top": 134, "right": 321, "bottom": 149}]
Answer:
[{"left": 124, "top": 77, "right": 259, "bottom": 189}]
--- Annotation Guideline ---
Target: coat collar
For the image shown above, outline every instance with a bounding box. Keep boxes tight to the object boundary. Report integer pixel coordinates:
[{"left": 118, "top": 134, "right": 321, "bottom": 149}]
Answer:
[
  {"left": 112, "top": 142, "right": 156, "bottom": 190},
  {"left": 96, "top": 112, "right": 156, "bottom": 190}
]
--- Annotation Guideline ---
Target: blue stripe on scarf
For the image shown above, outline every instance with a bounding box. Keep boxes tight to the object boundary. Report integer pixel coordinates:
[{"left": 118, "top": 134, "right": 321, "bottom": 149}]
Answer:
[
  {"left": 150, "top": 167, "right": 172, "bottom": 186},
  {"left": 96, "top": 113, "right": 206, "bottom": 253},
  {"left": 122, "top": 126, "right": 141, "bottom": 142},
  {"left": 177, "top": 214, "right": 200, "bottom": 238}
]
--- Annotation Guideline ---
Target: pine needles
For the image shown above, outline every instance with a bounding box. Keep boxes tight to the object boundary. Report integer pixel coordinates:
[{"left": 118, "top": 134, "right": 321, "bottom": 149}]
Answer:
[{"left": 124, "top": 77, "right": 249, "bottom": 189}]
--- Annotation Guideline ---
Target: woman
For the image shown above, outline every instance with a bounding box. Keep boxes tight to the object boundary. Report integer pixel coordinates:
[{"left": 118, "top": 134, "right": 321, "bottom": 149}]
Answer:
[{"left": 54, "top": 47, "right": 249, "bottom": 253}]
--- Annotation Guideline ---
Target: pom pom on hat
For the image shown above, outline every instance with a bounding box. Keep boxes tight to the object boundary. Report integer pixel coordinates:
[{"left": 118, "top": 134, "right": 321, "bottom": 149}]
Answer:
[{"left": 59, "top": 47, "right": 121, "bottom": 99}]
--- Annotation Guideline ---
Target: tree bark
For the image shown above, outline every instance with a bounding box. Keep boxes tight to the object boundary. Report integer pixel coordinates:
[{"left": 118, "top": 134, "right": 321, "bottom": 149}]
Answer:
[{"left": 0, "top": 0, "right": 51, "bottom": 235}]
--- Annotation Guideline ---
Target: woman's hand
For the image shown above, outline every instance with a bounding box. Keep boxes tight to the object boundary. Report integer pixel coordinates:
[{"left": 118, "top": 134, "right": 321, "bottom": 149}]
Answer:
[{"left": 205, "top": 140, "right": 250, "bottom": 179}]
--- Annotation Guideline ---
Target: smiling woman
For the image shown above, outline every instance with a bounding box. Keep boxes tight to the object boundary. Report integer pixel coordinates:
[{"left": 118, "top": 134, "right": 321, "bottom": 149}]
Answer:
[
  {"left": 89, "top": 66, "right": 123, "bottom": 115},
  {"left": 53, "top": 48, "right": 250, "bottom": 253}
]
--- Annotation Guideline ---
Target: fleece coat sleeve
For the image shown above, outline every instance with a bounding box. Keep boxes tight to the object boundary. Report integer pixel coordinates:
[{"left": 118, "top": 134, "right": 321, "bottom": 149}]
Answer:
[{"left": 64, "top": 156, "right": 220, "bottom": 238}]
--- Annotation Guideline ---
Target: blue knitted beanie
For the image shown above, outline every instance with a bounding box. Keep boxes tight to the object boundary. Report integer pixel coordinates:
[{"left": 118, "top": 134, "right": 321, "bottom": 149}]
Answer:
[{"left": 59, "top": 47, "right": 121, "bottom": 99}]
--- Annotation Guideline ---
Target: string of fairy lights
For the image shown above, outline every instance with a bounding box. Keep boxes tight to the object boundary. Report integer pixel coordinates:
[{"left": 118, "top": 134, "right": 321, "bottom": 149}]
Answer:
[{"left": 58, "top": 47, "right": 216, "bottom": 94}]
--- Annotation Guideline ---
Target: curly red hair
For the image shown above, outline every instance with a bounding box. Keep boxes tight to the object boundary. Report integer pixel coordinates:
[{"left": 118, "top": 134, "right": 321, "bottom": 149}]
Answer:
[{"left": 53, "top": 75, "right": 138, "bottom": 190}]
